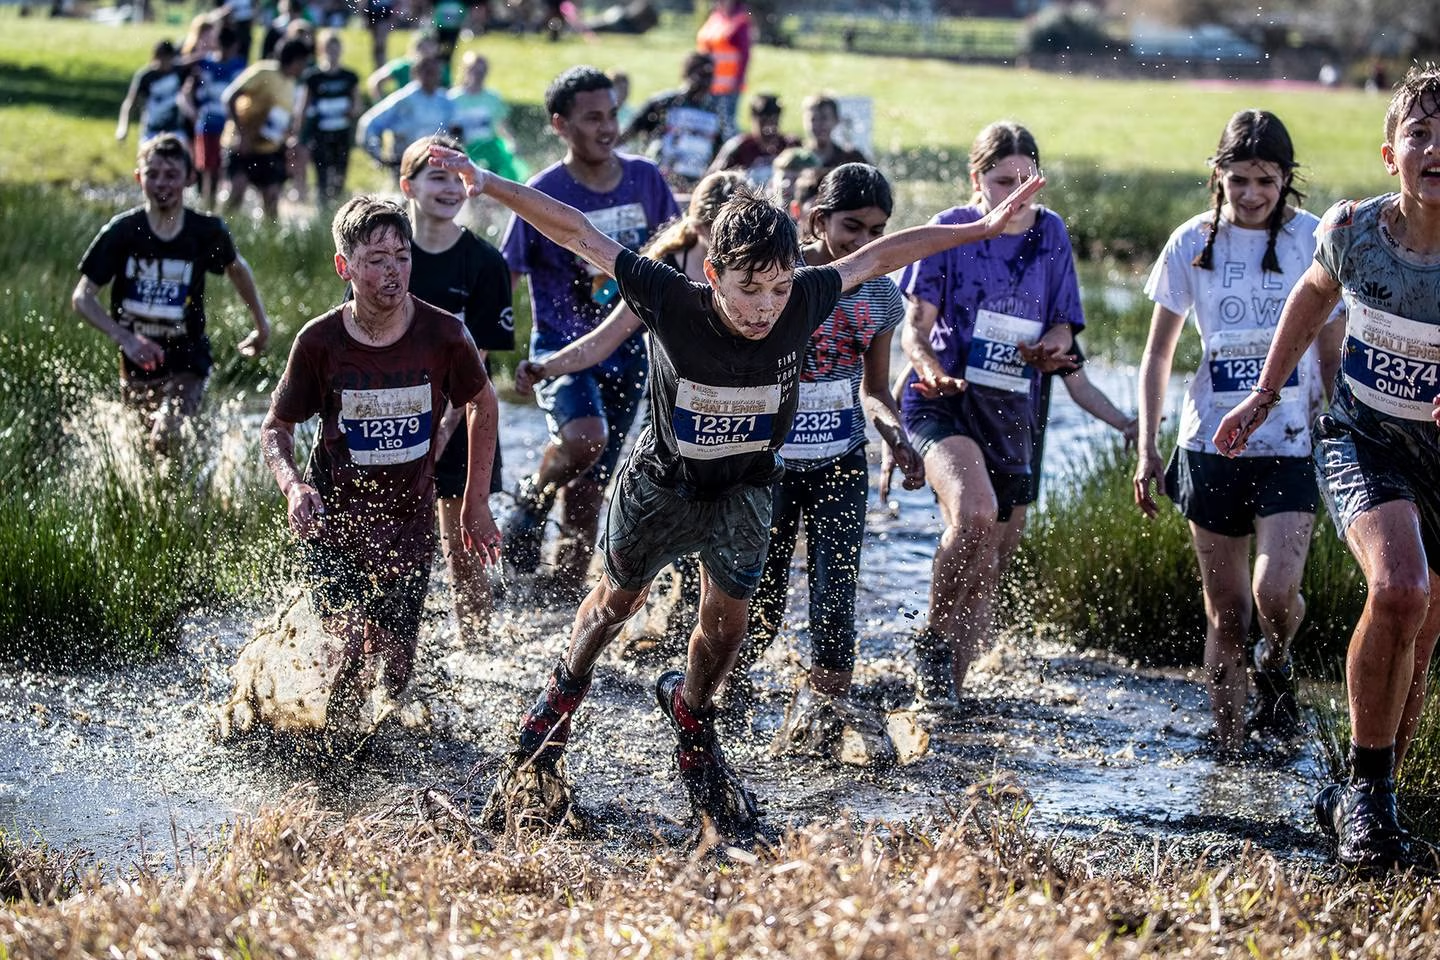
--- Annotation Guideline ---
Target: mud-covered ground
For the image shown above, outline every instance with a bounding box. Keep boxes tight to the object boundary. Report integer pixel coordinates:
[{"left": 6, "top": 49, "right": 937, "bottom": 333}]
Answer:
[{"left": 0, "top": 380, "right": 1332, "bottom": 872}]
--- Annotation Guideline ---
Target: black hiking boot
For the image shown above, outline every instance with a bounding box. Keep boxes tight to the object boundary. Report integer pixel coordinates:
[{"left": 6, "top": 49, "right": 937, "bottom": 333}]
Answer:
[
  {"left": 502, "top": 475, "right": 555, "bottom": 575},
  {"left": 1248, "top": 653, "right": 1303, "bottom": 737},
  {"left": 911, "top": 628, "right": 954, "bottom": 708},
  {"left": 656, "top": 670, "right": 764, "bottom": 844},
  {"left": 1314, "top": 778, "right": 1411, "bottom": 873}
]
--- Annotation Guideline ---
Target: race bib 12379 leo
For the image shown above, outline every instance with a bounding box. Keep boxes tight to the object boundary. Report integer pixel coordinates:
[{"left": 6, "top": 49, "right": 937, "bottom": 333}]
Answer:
[{"left": 340, "top": 383, "right": 432, "bottom": 466}]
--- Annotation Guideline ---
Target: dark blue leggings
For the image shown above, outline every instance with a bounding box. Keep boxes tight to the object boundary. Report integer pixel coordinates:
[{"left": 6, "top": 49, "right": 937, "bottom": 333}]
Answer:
[{"left": 747, "top": 447, "right": 869, "bottom": 673}]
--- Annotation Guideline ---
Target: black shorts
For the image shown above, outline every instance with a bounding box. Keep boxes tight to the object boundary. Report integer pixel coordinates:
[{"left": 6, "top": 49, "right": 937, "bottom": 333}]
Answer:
[
  {"left": 433, "top": 428, "right": 503, "bottom": 499},
  {"left": 225, "top": 150, "right": 287, "bottom": 188},
  {"left": 308, "top": 130, "right": 353, "bottom": 171},
  {"left": 1165, "top": 446, "right": 1318, "bottom": 538},
  {"left": 603, "top": 466, "right": 772, "bottom": 600},
  {"left": 301, "top": 538, "right": 430, "bottom": 645},
  {"left": 907, "top": 415, "right": 1035, "bottom": 523}
]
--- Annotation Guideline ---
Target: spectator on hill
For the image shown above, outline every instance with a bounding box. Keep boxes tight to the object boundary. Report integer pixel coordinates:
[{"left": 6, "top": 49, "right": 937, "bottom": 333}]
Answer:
[
  {"left": 621, "top": 52, "right": 724, "bottom": 192},
  {"left": 358, "top": 54, "right": 456, "bottom": 177},
  {"left": 696, "top": 0, "right": 751, "bottom": 137},
  {"left": 708, "top": 92, "right": 798, "bottom": 188}
]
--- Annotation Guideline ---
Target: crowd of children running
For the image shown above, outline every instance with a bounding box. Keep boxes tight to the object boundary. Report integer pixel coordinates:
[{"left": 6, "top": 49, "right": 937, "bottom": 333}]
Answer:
[{"left": 82, "top": 0, "right": 1440, "bottom": 875}]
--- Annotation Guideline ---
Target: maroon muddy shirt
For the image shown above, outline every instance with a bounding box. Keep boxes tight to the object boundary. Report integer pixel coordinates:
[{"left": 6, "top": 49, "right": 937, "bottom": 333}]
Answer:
[{"left": 270, "top": 297, "right": 487, "bottom": 577}]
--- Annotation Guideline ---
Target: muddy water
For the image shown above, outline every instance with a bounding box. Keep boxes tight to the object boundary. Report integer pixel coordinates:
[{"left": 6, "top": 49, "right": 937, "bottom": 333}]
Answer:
[{"left": 0, "top": 368, "right": 1329, "bottom": 869}]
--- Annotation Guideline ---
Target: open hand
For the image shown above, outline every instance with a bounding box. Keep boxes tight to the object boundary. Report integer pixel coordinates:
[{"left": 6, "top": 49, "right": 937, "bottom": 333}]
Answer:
[
  {"left": 461, "top": 500, "right": 502, "bottom": 568},
  {"left": 1017, "top": 339, "right": 1077, "bottom": 373},
  {"left": 427, "top": 143, "right": 489, "bottom": 198},
  {"left": 910, "top": 370, "right": 966, "bottom": 399},
  {"left": 980, "top": 174, "right": 1046, "bottom": 238}
]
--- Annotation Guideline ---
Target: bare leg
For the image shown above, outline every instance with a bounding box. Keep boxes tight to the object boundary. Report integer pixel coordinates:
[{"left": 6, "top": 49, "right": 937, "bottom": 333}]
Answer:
[
  {"left": 1189, "top": 523, "right": 1254, "bottom": 750},
  {"left": 438, "top": 496, "right": 492, "bottom": 644},
  {"left": 555, "top": 474, "right": 603, "bottom": 587},
  {"left": 1344, "top": 502, "right": 1434, "bottom": 752},
  {"left": 681, "top": 565, "right": 749, "bottom": 712},
  {"left": 563, "top": 573, "right": 651, "bottom": 678},
  {"left": 923, "top": 435, "right": 1005, "bottom": 691},
  {"left": 1251, "top": 510, "right": 1314, "bottom": 667}
]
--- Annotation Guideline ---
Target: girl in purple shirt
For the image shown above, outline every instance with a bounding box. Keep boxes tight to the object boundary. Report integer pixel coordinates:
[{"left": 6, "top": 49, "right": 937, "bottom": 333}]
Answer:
[{"left": 898, "top": 121, "right": 1082, "bottom": 705}]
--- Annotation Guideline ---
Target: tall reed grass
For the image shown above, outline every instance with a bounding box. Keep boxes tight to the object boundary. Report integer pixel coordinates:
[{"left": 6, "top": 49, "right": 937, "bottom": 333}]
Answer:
[{"left": 1008, "top": 434, "right": 1367, "bottom": 667}]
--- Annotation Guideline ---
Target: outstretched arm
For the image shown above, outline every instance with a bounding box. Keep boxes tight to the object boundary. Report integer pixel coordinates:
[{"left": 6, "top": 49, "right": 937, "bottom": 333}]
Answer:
[
  {"left": 832, "top": 175, "right": 1044, "bottom": 289},
  {"left": 514, "top": 301, "right": 644, "bottom": 395},
  {"left": 428, "top": 143, "right": 624, "bottom": 278}
]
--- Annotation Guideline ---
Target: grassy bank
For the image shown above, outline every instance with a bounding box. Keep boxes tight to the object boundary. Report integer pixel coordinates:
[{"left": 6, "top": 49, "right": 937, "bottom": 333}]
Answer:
[{"left": 5, "top": 792, "right": 1440, "bottom": 958}]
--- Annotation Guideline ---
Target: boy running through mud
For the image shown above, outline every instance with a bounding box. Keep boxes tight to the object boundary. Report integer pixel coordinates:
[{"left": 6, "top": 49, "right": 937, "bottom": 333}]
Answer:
[
  {"left": 72, "top": 134, "right": 269, "bottom": 455},
  {"left": 260, "top": 196, "right": 501, "bottom": 720},
  {"left": 427, "top": 142, "right": 1042, "bottom": 842}
]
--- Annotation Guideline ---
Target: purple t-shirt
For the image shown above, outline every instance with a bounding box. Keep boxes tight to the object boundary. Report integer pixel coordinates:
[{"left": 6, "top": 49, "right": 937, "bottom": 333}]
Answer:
[
  {"left": 899, "top": 205, "right": 1084, "bottom": 474},
  {"left": 501, "top": 155, "right": 679, "bottom": 372}
]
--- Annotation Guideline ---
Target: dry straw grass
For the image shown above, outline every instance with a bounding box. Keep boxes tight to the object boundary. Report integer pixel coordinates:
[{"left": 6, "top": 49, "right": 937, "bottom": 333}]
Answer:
[{"left": 4, "top": 787, "right": 1440, "bottom": 959}]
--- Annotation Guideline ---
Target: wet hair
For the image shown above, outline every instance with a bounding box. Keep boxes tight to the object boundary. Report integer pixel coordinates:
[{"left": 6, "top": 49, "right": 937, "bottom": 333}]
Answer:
[
  {"left": 545, "top": 65, "right": 614, "bottom": 119},
  {"left": 806, "top": 163, "right": 893, "bottom": 239},
  {"left": 399, "top": 133, "right": 464, "bottom": 181},
  {"left": 645, "top": 171, "right": 746, "bottom": 263},
  {"left": 137, "top": 133, "right": 195, "bottom": 178},
  {"left": 968, "top": 120, "right": 1040, "bottom": 183},
  {"left": 332, "top": 195, "right": 413, "bottom": 259},
  {"left": 706, "top": 186, "right": 800, "bottom": 280},
  {"left": 1384, "top": 64, "right": 1440, "bottom": 144},
  {"left": 1194, "top": 109, "right": 1304, "bottom": 274},
  {"left": 276, "top": 37, "right": 312, "bottom": 69}
]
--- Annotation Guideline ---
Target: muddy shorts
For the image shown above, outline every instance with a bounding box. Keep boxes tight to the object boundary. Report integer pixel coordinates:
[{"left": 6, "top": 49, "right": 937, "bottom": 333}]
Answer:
[
  {"left": 602, "top": 466, "right": 773, "bottom": 600},
  {"left": 1314, "top": 386, "right": 1440, "bottom": 572},
  {"left": 226, "top": 150, "right": 287, "bottom": 189},
  {"left": 301, "top": 539, "right": 431, "bottom": 645},
  {"left": 1165, "top": 447, "right": 1318, "bottom": 538}
]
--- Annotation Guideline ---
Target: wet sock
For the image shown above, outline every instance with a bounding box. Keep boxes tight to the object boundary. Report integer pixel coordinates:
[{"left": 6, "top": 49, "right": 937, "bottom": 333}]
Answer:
[
  {"left": 1350, "top": 742, "right": 1396, "bottom": 783},
  {"left": 518, "top": 660, "right": 593, "bottom": 756}
]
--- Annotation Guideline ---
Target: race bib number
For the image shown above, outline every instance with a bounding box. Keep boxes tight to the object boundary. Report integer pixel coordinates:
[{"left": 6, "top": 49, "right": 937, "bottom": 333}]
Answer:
[
  {"left": 121, "top": 256, "right": 192, "bottom": 337},
  {"left": 672, "top": 379, "right": 780, "bottom": 461},
  {"left": 1343, "top": 300, "right": 1440, "bottom": 421},
  {"left": 341, "top": 383, "right": 432, "bottom": 466},
  {"left": 780, "top": 379, "right": 854, "bottom": 461},
  {"left": 260, "top": 106, "right": 291, "bottom": 144},
  {"left": 963, "top": 309, "right": 1043, "bottom": 393},
  {"left": 1206, "top": 329, "right": 1298, "bottom": 402},
  {"left": 314, "top": 95, "right": 352, "bottom": 133}
]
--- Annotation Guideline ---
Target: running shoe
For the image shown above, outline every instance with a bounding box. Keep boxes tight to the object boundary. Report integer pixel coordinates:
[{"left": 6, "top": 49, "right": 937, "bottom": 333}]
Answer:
[
  {"left": 502, "top": 475, "right": 555, "bottom": 574},
  {"left": 656, "top": 669, "right": 763, "bottom": 841},
  {"left": 517, "top": 662, "right": 591, "bottom": 762},
  {"left": 1248, "top": 651, "right": 1303, "bottom": 736},
  {"left": 772, "top": 681, "right": 897, "bottom": 767},
  {"left": 1314, "top": 778, "right": 1411, "bottom": 872},
  {"left": 911, "top": 628, "right": 954, "bottom": 707}
]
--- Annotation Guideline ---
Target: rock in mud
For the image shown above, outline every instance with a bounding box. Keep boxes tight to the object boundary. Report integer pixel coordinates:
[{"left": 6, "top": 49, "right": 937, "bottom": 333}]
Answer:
[{"left": 215, "top": 592, "right": 395, "bottom": 741}]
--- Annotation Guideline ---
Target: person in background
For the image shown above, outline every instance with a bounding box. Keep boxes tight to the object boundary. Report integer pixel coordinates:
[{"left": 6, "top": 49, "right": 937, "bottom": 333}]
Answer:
[
  {"left": 695, "top": 0, "right": 750, "bottom": 138},
  {"left": 367, "top": 31, "right": 450, "bottom": 102},
  {"left": 621, "top": 51, "right": 723, "bottom": 193},
  {"left": 357, "top": 54, "right": 455, "bottom": 178},
  {"left": 117, "top": 40, "right": 188, "bottom": 145},
  {"left": 295, "top": 29, "right": 361, "bottom": 207},
  {"left": 769, "top": 146, "right": 819, "bottom": 218},
  {"left": 221, "top": 37, "right": 310, "bottom": 218},
  {"left": 181, "top": 16, "right": 243, "bottom": 208},
  {"left": 450, "top": 51, "right": 528, "bottom": 182},
  {"left": 73, "top": 135, "right": 269, "bottom": 455},
  {"left": 708, "top": 92, "right": 798, "bottom": 188},
  {"left": 801, "top": 94, "right": 867, "bottom": 171}
]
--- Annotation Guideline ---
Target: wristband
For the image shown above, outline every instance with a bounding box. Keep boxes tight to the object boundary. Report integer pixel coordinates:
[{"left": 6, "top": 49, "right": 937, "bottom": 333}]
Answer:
[{"left": 1252, "top": 384, "right": 1282, "bottom": 408}]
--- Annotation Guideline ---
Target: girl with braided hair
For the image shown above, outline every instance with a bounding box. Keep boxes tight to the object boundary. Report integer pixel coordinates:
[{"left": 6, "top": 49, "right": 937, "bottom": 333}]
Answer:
[{"left": 1134, "top": 109, "right": 1344, "bottom": 758}]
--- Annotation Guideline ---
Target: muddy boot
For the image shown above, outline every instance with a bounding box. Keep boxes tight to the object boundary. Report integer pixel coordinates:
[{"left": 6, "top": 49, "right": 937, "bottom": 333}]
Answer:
[
  {"left": 656, "top": 670, "right": 765, "bottom": 846},
  {"left": 911, "top": 627, "right": 954, "bottom": 708},
  {"left": 1315, "top": 778, "right": 1412, "bottom": 874},
  {"left": 503, "top": 475, "right": 556, "bottom": 575},
  {"left": 772, "top": 682, "right": 896, "bottom": 768},
  {"left": 1247, "top": 649, "right": 1302, "bottom": 737},
  {"left": 481, "top": 750, "right": 584, "bottom": 834}
]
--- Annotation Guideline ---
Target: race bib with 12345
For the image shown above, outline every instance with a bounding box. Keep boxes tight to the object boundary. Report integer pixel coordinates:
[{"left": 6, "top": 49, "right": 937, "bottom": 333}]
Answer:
[
  {"left": 672, "top": 379, "right": 780, "bottom": 461},
  {"left": 341, "top": 383, "right": 432, "bottom": 466}
]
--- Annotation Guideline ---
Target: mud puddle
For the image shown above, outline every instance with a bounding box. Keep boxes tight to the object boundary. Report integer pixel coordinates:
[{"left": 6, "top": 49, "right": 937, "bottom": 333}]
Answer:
[{"left": 0, "top": 381, "right": 1330, "bottom": 870}]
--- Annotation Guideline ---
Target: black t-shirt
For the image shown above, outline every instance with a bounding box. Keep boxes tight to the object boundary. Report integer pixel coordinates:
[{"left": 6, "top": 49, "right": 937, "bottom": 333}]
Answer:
[
  {"left": 301, "top": 66, "right": 359, "bottom": 139},
  {"left": 614, "top": 247, "right": 842, "bottom": 498},
  {"left": 78, "top": 206, "right": 238, "bottom": 379},
  {"left": 409, "top": 228, "right": 515, "bottom": 353},
  {"left": 134, "top": 65, "right": 185, "bottom": 136}
]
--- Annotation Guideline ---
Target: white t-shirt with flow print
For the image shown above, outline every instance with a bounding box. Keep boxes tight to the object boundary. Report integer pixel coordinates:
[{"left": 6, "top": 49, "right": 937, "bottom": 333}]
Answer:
[{"left": 1145, "top": 209, "right": 1327, "bottom": 457}]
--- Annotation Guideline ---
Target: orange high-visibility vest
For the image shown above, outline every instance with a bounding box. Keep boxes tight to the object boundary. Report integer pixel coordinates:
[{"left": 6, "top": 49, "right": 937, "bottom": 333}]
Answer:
[{"left": 696, "top": 6, "right": 750, "bottom": 96}]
